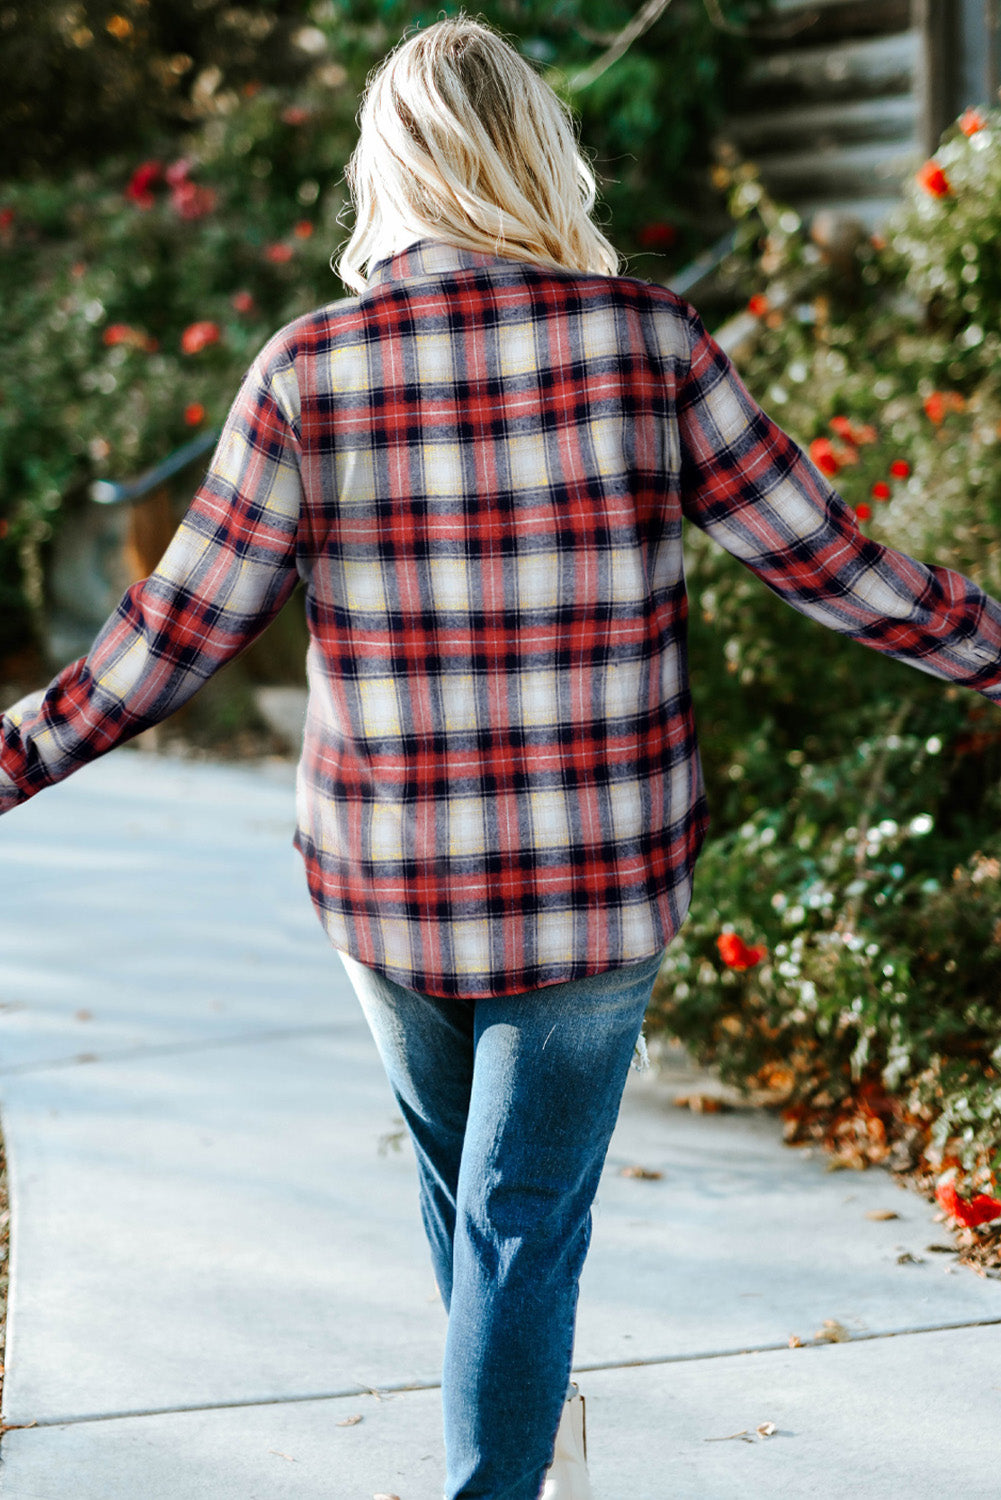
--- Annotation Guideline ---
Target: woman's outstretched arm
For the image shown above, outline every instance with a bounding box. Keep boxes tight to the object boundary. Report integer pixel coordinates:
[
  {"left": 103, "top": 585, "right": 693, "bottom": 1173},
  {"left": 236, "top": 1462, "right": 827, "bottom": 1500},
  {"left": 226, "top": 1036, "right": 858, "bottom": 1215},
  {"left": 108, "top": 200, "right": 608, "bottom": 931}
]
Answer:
[
  {"left": 0, "top": 336, "right": 304, "bottom": 815},
  {"left": 676, "top": 308, "right": 1001, "bottom": 702}
]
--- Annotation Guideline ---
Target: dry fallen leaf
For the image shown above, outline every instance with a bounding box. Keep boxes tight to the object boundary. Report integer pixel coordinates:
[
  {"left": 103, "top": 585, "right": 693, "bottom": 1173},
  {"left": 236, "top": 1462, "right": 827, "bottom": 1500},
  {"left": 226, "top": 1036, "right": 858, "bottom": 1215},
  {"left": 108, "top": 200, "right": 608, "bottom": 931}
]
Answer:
[
  {"left": 704, "top": 1428, "right": 752, "bottom": 1443},
  {"left": 925, "top": 1243, "right": 956, "bottom": 1254},
  {"left": 865, "top": 1209, "right": 899, "bottom": 1221},
  {"left": 336, "top": 1414, "right": 363, "bottom": 1427},
  {"left": 813, "top": 1319, "right": 850, "bottom": 1344},
  {"left": 373, "top": 1494, "right": 402, "bottom": 1499},
  {"left": 268, "top": 1450, "right": 296, "bottom": 1462},
  {"left": 619, "top": 1164, "right": 664, "bottom": 1180},
  {"left": 756, "top": 1422, "right": 777, "bottom": 1438},
  {"left": 673, "top": 1092, "right": 730, "bottom": 1113},
  {"left": 788, "top": 1334, "right": 802, "bottom": 1348},
  {"left": 896, "top": 1251, "right": 924, "bottom": 1265}
]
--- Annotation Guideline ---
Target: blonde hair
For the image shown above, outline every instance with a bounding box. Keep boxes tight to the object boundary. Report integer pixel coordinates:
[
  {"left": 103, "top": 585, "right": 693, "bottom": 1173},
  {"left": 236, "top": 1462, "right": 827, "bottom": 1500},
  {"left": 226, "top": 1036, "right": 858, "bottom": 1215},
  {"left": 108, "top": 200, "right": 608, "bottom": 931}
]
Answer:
[{"left": 335, "top": 15, "right": 621, "bottom": 292}]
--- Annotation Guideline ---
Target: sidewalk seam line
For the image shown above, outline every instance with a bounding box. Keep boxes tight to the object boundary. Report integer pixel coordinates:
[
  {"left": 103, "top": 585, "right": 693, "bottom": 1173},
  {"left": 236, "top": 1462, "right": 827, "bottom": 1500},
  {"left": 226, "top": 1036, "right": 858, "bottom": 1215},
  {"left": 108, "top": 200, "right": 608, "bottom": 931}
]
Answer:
[
  {"left": 0, "top": 1023, "right": 349, "bottom": 1078},
  {"left": 10, "top": 1316, "right": 1001, "bottom": 1431}
]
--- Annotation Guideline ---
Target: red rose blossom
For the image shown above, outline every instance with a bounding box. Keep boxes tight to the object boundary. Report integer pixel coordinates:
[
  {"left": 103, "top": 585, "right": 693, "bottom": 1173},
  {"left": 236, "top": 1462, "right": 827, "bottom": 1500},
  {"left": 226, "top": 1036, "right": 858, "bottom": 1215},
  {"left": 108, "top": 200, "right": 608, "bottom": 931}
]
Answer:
[
  {"left": 924, "top": 392, "right": 946, "bottom": 424},
  {"left": 102, "top": 323, "right": 137, "bottom": 347},
  {"left": 716, "top": 932, "right": 767, "bottom": 971},
  {"left": 638, "top": 221, "right": 678, "bottom": 251},
  {"left": 871, "top": 482, "right": 891, "bottom": 501},
  {"left": 231, "top": 289, "right": 255, "bottom": 314},
  {"left": 293, "top": 219, "right": 314, "bottom": 239},
  {"left": 922, "top": 391, "right": 965, "bottom": 425},
  {"left": 935, "top": 1178, "right": 1001, "bottom": 1227},
  {"left": 165, "top": 158, "right": 193, "bottom": 188},
  {"left": 180, "top": 320, "right": 220, "bottom": 355},
  {"left": 747, "top": 293, "right": 770, "bottom": 318},
  {"left": 889, "top": 459, "right": 911, "bottom": 479},
  {"left": 171, "top": 180, "right": 217, "bottom": 221},
  {"left": 916, "top": 160, "right": 951, "bottom": 199},
  {"left": 959, "top": 107, "right": 987, "bottom": 138},
  {"left": 808, "top": 437, "right": 840, "bottom": 477},
  {"left": 125, "top": 160, "right": 163, "bottom": 208},
  {"left": 184, "top": 402, "right": 205, "bottom": 427},
  {"left": 264, "top": 242, "right": 294, "bottom": 264},
  {"left": 855, "top": 502, "right": 873, "bottom": 521}
]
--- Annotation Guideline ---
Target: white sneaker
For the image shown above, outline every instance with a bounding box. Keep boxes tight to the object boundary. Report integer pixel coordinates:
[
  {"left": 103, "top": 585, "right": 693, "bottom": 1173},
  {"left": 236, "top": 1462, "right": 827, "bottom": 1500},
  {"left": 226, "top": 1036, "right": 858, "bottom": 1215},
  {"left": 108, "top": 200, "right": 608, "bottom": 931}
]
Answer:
[{"left": 539, "top": 1384, "right": 594, "bottom": 1499}]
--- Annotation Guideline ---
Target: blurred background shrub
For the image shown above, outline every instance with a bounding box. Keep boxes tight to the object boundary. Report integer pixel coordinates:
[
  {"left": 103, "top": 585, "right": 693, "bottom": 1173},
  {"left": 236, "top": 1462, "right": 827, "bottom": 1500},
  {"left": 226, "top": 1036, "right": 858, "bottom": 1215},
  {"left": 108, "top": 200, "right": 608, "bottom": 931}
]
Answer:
[
  {"left": 0, "top": 0, "right": 749, "bottom": 665},
  {"left": 651, "top": 110, "right": 1001, "bottom": 1213}
]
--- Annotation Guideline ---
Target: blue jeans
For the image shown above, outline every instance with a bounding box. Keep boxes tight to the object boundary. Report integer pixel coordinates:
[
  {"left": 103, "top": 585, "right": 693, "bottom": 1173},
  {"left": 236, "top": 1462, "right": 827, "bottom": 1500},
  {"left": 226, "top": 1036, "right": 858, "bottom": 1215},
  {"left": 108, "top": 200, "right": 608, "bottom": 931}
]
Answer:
[{"left": 338, "top": 946, "right": 668, "bottom": 1500}]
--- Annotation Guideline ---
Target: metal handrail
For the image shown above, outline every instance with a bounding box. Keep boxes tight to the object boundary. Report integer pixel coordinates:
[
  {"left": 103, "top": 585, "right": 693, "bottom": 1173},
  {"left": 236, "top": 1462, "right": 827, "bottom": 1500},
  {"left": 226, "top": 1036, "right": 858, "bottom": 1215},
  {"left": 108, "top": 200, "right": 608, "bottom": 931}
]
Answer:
[
  {"left": 666, "top": 229, "right": 737, "bottom": 298},
  {"left": 89, "top": 428, "right": 220, "bottom": 507},
  {"left": 87, "top": 233, "right": 739, "bottom": 509}
]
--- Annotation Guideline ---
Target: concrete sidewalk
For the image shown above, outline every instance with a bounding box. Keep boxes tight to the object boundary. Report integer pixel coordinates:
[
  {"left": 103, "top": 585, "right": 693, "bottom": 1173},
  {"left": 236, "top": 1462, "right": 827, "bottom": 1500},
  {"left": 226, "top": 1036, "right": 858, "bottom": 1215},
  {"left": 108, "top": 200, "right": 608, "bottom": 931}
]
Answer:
[{"left": 0, "top": 748, "right": 999, "bottom": 1498}]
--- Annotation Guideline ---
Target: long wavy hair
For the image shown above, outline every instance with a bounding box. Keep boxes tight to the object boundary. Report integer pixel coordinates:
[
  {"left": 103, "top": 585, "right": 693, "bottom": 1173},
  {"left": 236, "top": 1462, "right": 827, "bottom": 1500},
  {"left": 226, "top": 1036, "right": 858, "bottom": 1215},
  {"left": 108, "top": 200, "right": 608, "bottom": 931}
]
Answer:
[{"left": 335, "top": 15, "right": 621, "bottom": 292}]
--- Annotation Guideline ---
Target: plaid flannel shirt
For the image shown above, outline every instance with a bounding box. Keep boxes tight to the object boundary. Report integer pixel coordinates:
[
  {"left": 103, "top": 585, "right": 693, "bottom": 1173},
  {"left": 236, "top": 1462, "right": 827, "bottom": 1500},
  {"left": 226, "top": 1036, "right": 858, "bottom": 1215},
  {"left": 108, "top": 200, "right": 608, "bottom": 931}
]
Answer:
[{"left": 3, "top": 239, "right": 1001, "bottom": 996}]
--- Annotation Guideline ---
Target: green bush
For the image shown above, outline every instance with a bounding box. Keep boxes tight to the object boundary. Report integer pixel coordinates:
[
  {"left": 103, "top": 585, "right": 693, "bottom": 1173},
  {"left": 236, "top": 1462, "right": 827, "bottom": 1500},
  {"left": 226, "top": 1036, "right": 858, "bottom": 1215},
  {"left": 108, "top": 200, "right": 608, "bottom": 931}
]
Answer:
[
  {"left": 0, "top": 1, "right": 749, "bottom": 656},
  {"left": 651, "top": 111, "right": 1001, "bottom": 1210}
]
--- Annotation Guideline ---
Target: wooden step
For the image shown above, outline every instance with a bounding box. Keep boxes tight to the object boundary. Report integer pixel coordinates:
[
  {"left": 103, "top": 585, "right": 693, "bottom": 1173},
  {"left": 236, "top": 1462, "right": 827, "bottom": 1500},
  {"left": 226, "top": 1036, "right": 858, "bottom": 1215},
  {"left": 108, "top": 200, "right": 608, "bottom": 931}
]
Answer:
[
  {"left": 726, "top": 93, "right": 917, "bottom": 149},
  {"left": 744, "top": 29, "right": 919, "bottom": 99}
]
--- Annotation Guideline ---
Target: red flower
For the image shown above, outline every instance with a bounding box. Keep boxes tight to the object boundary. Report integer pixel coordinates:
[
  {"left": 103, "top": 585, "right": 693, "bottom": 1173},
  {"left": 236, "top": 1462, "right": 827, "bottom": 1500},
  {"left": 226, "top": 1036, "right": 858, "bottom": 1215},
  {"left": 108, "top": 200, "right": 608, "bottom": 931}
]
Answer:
[
  {"left": 924, "top": 391, "right": 964, "bottom": 425},
  {"left": 889, "top": 459, "right": 911, "bottom": 479},
  {"left": 747, "top": 293, "right": 770, "bottom": 318},
  {"left": 231, "top": 289, "right": 255, "bottom": 314},
  {"left": 716, "top": 932, "right": 767, "bottom": 971},
  {"left": 871, "top": 482, "right": 891, "bottom": 501},
  {"left": 171, "top": 180, "right": 217, "bottom": 221},
  {"left": 293, "top": 219, "right": 314, "bottom": 239},
  {"left": 165, "top": 158, "right": 193, "bottom": 188},
  {"left": 638, "top": 221, "right": 678, "bottom": 251},
  {"left": 184, "top": 402, "right": 205, "bottom": 427},
  {"left": 855, "top": 502, "right": 873, "bottom": 521},
  {"left": 180, "top": 320, "right": 220, "bottom": 355},
  {"left": 102, "top": 323, "right": 157, "bottom": 352},
  {"left": 916, "top": 160, "right": 951, "bottom": 199},
  {"left": 809, "top": 437, "right": 840, "bottom": 477},
  {"left": 924, "top": 391, "right": 946, "bottom": 424},
  {"left": 102, "top": 323, "right": 141, "bottom": 347},
  {"left": 959, "top": 107, "right": 987, "bottom": 138},
  {"left": 264, "top": 242, "right": 294, "bottom": 264},
  {"left": 830, "top": 417, "right": 878, "bottom": 447},
  {"left": 936, "top": 1178, "right": 1001, "bottom": 1228},
  {"left": 125, "top": 160, "right": 163, "bottom": 208}
]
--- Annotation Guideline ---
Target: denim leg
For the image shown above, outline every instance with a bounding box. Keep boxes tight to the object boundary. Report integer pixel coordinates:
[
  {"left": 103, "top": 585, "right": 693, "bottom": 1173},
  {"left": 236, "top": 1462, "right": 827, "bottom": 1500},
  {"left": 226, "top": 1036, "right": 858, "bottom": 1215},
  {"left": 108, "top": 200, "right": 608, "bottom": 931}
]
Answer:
[
  {"left": 339, "top": 946, "right": 666, "bottom": 1500},
  {"left": 338, "top": 950, "right": 475, "bottom": 1310},
  {"left": 443, "top": 950, "right": 666, "bottom": 1500}
]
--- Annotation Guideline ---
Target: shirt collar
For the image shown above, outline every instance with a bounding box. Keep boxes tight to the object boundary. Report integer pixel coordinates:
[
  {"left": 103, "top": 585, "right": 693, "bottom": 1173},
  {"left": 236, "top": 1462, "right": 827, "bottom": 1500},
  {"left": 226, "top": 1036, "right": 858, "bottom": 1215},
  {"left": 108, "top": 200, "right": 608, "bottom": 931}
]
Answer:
[{"left": 366, "top": 237, "right": 523, "bottom": 287}]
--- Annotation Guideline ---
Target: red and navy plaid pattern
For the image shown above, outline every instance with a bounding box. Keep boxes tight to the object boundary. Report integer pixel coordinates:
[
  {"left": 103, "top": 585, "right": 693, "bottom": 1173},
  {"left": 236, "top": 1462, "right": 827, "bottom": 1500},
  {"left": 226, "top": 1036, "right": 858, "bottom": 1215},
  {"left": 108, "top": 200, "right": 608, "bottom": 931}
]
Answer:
[{"left": 3, "top": 239, "right": 1001, "bottom": 995}]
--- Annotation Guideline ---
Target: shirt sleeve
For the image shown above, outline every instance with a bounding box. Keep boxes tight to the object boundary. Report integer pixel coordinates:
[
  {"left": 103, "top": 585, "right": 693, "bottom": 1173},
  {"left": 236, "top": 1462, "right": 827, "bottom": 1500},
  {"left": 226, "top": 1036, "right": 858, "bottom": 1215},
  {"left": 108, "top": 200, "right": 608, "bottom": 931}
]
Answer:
[
  {"left": 0, "top": 337, "right": 304, "bottom": 815},
  {"left": 676, "top": 308, "right": 1001, "bottom": 702}
]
